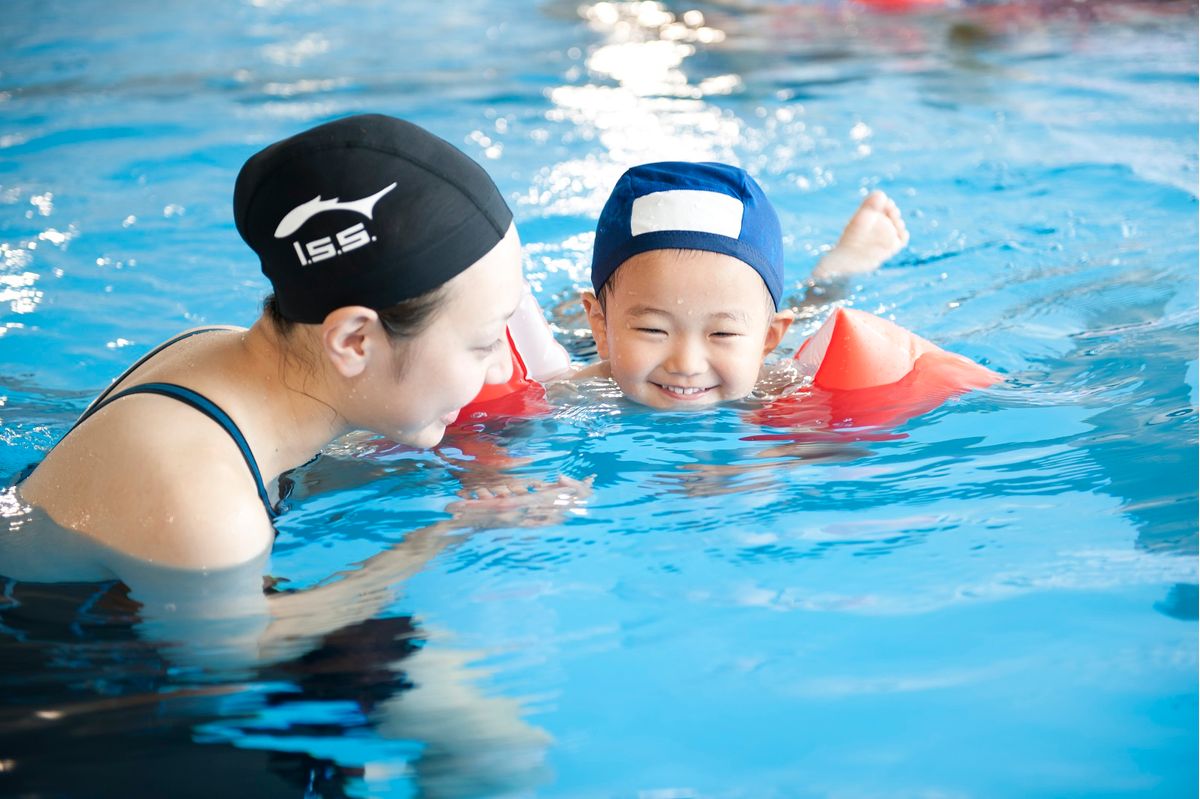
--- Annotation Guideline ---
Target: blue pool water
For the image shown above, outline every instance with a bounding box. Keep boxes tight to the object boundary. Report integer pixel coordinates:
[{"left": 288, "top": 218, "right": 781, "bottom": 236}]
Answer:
[{"left": 1, "top": 1, "right": 1196, "bottom": 797}]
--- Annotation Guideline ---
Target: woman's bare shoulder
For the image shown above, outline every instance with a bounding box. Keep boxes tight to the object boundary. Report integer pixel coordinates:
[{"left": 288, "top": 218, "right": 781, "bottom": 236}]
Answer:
[{"left": 19, "top": 394, "right": 275, "bottom": 570}]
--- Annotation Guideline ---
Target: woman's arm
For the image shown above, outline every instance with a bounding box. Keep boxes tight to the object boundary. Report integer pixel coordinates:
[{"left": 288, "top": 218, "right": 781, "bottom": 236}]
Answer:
[{"left": 118, "top": 475, "right": 591, "bottom": 669}]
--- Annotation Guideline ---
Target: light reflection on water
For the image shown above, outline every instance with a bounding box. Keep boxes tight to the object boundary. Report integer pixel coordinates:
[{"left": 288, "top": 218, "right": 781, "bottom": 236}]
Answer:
[{"left": 0, "top": 0, "right": 1197, "bottom": 797}]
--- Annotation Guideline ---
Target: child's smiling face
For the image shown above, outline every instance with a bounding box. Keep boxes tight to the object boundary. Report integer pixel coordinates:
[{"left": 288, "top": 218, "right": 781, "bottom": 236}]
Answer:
[{"left": 583, "top": 249, "right": 793, "bottom": 409}]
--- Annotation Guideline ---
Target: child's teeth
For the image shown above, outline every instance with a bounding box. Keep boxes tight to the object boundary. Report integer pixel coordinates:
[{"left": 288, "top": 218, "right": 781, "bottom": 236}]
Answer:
[{"left": 665, "top": 385, "right": 705, "bottom": 395}]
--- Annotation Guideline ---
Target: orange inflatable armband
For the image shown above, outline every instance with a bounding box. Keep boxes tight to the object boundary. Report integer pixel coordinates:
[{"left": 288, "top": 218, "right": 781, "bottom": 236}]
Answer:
[{"left": 749, "top": 307, "right": 999, "bottom": 437}]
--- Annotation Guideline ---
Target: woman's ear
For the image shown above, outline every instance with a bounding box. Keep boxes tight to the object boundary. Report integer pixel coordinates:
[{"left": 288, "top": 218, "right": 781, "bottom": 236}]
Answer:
[
  {"left": 321, "top": 306, "right": 380, "bottom": 378},
  {"left": 762, "top": 308, "right": 794, "bottom": 357},
  {"left": 580, "top": 291, "right": 610, "bottom": 360}
]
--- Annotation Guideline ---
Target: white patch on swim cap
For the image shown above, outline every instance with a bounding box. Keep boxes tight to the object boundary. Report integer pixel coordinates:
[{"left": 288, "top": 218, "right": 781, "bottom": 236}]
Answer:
[{"left": 630, "top": 189, "right": 744, "bottom": 238}]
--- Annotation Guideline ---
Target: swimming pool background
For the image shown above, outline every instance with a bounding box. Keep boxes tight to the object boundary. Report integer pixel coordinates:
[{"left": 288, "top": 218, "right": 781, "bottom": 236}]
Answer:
[{"left": 1, "top": 1, "right": 1196, "bottom": 797}]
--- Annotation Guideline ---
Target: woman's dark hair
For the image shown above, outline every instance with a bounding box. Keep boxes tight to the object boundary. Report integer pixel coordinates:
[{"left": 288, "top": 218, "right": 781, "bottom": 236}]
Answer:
[{"left": 263, "top": 285, "right": 450, "bottom": 340}]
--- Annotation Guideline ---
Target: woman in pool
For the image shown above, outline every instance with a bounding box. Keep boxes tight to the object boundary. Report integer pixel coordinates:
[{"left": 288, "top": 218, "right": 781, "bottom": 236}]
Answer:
[
  {"left": 1, "top": 119, "right": 568, "bottom": 794},
  {"left": 13, "top": 113, "right": 550, "bottom": 573}
]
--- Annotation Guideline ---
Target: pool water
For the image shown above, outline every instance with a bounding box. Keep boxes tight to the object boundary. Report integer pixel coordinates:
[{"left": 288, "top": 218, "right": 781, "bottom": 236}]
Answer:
[{"left": 1, "top": 1, "right": 1196, "bottom": 797}]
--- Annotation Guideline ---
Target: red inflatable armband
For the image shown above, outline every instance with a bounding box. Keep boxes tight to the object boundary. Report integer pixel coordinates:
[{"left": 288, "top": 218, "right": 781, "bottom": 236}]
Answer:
[
  {"left": 852, "top": 0, "right": 945, "bottom": 11},
  {"left": 470, "top": 329, "right": 532, "bottom": 405},
  {"left": 453, "top": 282, "right": 571, "bottom": 426},
  {"left": 452, "top": 328, "right": 552, "bottom": 426},
  {"left": 748, "top": 307, "right": 999, "bottom": 438}
]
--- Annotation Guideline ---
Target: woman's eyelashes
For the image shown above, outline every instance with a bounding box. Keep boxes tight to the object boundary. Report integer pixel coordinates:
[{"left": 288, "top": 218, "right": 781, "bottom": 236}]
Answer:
[{"left": 475, "top": 337, "right": 505, "bottom": 354}]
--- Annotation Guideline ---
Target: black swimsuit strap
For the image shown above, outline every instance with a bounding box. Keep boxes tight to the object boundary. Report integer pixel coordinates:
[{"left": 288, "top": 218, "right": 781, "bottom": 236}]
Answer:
[
  {"left": 82, "top": 327, "right": 232, "bottom": 415},
  {"left": 16, "top": 328, "right": 280, "bottom": 520},
  {"left": 78, "top": 383, "right": 277, "bottom": 520}
]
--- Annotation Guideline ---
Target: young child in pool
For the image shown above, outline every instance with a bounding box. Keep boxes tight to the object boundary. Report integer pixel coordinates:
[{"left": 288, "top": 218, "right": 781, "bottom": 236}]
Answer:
[
  {"left": 571, "top": 161, "right": 908, "bottom": 408},
  {"left": 461, "top": 161, "right": 910, "bottom": 418},
  {"left": 448, "top": 160, "right": 1000, "bottom": 488}
]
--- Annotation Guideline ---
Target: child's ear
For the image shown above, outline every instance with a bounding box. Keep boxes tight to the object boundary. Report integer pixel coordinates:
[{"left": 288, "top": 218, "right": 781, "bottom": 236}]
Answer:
[
  {"left": 762, "top": 308, "right": 794, "bottom": 357},
  {"left": 580, "top": 291, "right": 611, "bottom": 359}
]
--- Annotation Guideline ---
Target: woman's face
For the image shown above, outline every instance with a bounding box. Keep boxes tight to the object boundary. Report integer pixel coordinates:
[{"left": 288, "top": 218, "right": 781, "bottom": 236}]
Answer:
[{"left": 362, "top": 225, "right": 525, "bottom": 448}]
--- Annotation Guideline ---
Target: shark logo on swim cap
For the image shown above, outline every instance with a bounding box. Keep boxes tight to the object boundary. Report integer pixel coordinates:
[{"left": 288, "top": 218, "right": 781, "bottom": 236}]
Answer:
[
  {"left": 234, "top": 114, "right": 513, "bottom": 324},
  {"left": 273, "top": 182, "right": 397, "bottom": 239}
]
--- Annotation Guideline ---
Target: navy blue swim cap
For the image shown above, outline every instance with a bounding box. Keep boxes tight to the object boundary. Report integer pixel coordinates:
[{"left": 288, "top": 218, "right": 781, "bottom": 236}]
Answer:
[
  {"left": 590, "top": 162, "right": 785, "bottom": 309},
  {"left": 234, "top": 114, "right": 513, "bottom": 324}
]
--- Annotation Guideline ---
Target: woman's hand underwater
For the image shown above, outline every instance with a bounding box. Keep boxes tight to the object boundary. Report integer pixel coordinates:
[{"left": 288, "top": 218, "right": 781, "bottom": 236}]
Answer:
[{"left": 447, "top": 474, "right": 593, "bottom": 529}]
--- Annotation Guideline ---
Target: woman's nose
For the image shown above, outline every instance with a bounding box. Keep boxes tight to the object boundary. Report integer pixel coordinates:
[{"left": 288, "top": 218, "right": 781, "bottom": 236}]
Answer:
[{"left": 484, "top": 338, "right": 515, "bottom": 385}]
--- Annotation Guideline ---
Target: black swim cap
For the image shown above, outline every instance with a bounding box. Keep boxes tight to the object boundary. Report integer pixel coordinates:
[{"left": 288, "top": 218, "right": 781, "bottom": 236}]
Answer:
[{"left": 234, "top": 114, "right": 513, "bottom": 323}]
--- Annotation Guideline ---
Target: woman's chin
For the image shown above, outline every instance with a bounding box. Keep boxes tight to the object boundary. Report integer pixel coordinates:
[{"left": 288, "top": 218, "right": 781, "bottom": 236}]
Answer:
[{"left": 399, "top": 422, "right": 449, "bottom": 450}]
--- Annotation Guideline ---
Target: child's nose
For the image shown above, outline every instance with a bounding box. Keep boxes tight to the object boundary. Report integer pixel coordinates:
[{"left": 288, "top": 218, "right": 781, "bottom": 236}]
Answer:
[{"left": 664, "top": 338, "right": 706, "bottom": 376}]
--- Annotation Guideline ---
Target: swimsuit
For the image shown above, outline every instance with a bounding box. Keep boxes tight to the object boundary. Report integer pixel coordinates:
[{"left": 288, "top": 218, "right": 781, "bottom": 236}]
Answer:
[
  {"left": 16, "top": 327, "right": 279, "bottom": 520},
  {"left": 0, "top": 576, "right": 421, "bottom": 794}
]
